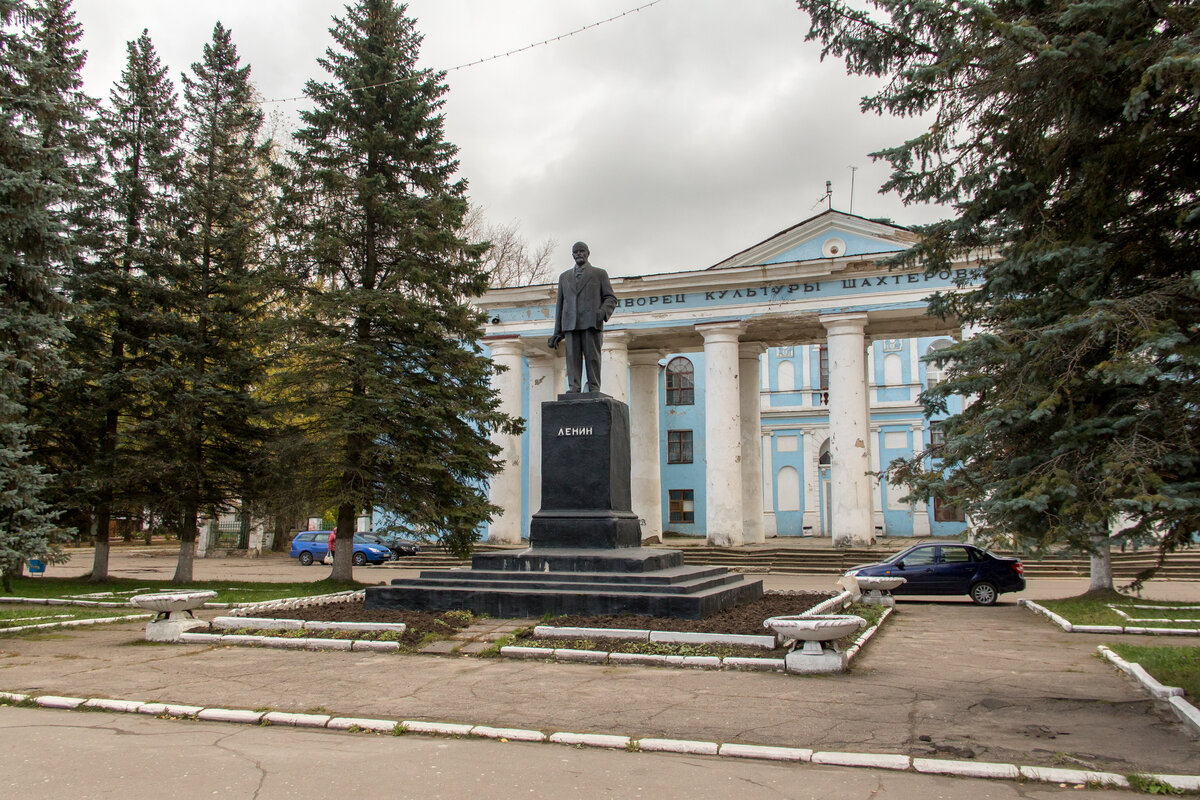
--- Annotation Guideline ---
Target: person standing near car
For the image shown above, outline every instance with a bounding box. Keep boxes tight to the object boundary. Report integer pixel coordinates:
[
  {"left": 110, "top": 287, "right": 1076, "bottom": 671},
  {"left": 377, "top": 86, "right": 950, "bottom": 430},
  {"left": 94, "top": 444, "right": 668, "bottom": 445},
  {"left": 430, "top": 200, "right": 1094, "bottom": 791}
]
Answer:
[{"left": 327, "top": 529, "right": 336, "bottom": 560}]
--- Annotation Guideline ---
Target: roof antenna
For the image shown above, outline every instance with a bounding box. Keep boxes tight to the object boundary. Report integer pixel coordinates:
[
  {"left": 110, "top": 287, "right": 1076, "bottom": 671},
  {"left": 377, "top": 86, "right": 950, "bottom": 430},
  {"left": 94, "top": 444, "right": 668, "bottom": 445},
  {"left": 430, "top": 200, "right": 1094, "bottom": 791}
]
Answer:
[
  {"left": 812, "top": 180, "right": 833, "bottom": 211},
  {"left": 848, "top": 166, "right": 858, "bottom": 214}
]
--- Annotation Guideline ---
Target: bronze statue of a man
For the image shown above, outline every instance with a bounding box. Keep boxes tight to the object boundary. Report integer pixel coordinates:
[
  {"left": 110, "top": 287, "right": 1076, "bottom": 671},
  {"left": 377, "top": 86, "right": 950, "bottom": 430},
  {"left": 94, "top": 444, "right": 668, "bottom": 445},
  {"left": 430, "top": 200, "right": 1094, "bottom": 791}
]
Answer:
[{"left": 548, "top": 242, "right": 618, "bottom": 393}]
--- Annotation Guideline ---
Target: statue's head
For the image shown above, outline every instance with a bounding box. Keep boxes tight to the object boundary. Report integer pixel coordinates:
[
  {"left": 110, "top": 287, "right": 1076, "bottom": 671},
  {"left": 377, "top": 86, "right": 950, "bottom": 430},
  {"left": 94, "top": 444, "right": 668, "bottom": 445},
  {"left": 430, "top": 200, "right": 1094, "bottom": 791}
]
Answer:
[{"left": 572, "top": 242, "right": 590, "bottom": 266}]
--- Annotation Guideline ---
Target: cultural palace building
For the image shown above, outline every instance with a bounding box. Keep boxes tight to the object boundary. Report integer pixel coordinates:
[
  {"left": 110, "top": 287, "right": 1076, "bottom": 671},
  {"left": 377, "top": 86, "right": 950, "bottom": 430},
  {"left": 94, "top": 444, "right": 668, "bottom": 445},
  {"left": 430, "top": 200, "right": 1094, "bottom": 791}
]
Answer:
[{"left": 476, "top": 210, "right": 974, "bottom": 548}]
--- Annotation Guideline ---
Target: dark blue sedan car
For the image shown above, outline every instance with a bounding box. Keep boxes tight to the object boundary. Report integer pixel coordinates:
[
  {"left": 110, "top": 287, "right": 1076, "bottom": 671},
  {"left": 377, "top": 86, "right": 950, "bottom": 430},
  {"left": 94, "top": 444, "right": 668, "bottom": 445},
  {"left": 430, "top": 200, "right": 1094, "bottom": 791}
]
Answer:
[
  {"left": 846, "top": 542, "right": 1025, "bottom": 605},
  {"left": 289, "top": 531, "right": 392, "bottom": 567}
]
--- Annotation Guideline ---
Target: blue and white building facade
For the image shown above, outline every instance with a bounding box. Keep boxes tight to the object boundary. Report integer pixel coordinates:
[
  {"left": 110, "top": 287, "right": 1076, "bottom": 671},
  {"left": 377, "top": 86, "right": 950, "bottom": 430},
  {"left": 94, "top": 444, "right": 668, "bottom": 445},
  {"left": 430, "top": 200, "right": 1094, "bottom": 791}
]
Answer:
[{"left": 478, "top": 211, "right": 973, "bottom": 547}]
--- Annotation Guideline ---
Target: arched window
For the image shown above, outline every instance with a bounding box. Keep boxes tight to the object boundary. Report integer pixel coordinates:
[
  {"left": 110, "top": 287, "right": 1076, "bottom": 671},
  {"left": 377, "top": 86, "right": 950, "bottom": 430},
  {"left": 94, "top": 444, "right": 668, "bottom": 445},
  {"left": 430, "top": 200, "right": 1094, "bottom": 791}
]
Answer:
[
  {"left": 818, "top": 440, "right": 831, "bottom": 466},
  {"left": 883, "top": 353, "right": 903, "bottom": 386},
  {"left": 777, "top": 360, "right": 795, "bottom": 391},
  {"left": 924, "top": 340, "right": 954, "bottom": 386},
  {"left": 665, "top": 357, "right": 694, "bottom": 405}
]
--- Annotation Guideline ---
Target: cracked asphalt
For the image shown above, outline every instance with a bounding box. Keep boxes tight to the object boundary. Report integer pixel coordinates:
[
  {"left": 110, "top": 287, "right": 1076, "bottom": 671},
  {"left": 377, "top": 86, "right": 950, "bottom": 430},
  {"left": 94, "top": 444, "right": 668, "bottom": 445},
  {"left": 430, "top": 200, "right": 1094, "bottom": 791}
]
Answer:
[{"left": 1, "top": 551, "right": 1198, "bottom": 797}]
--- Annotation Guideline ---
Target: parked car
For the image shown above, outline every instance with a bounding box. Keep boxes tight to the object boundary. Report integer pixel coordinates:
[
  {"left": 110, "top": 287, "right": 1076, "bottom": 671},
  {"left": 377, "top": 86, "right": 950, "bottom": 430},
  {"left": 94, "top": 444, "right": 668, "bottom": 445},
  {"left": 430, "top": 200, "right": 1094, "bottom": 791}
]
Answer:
[
  {"left": 368, "top": 532, "right": 420, "bottom": 558},
  {"left": 289, "top": 531, "right": 392, "bottom": 566},
  {"left": 845, "top": 542, "right": 1025, "bottom": 605}
]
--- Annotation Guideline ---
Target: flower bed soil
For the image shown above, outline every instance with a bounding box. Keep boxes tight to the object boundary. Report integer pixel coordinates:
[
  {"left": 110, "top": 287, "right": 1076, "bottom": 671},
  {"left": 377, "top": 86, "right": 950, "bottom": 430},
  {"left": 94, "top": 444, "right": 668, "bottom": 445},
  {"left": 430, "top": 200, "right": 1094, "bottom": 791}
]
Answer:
[{"left": 280, "top": 591, "right": 831, "bottom": 637}]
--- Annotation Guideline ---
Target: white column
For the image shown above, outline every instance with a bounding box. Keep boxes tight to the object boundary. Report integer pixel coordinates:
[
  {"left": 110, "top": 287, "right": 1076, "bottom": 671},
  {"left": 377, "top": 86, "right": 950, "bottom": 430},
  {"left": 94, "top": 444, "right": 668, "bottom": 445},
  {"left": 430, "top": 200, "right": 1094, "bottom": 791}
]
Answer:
[
  {"left": 909, "top": 422, "right": 932, "bottom": 536},
  {"left": 697, "top": 322, "right": 744, "bottom": 547},
  {"left": 526, "top": 353, "right": 557, "bottom": 517},
  {"left": 821, "top": 313, "right": 873, "bottom": 546},
  {"left": 628, "top": 350, "right": 664, "bottom": 543},
  {"left": 487, "top": 338, "right": 525, "bottom": 544},
  {"left": 739, "top": 342, "right": 766, "bottom": 545},
  {"left": 600, "top": 330, "right": 629, "bottom": 403}
]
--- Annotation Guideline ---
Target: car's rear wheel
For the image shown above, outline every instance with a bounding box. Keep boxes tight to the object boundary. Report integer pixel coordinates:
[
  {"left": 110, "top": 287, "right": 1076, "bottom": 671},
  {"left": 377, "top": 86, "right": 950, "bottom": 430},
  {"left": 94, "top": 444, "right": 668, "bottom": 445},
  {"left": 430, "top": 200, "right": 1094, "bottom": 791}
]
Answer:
[
  {"left": 970, "top": 581, "right": 998, "bottom": 605},
  {"left": 352, "top": 552, "right": 367, "bottom": 566},
  {"left": 298, "top": 551, "right": 313, "bottom": 566}
]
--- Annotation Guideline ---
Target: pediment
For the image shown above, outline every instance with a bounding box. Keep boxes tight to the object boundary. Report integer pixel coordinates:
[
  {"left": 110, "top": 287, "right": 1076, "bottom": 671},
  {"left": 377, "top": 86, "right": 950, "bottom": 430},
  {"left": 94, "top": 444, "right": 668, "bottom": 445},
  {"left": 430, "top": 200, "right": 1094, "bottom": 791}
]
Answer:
[{"left": 708, "top": 209, "right": 919, "bottom": 270}]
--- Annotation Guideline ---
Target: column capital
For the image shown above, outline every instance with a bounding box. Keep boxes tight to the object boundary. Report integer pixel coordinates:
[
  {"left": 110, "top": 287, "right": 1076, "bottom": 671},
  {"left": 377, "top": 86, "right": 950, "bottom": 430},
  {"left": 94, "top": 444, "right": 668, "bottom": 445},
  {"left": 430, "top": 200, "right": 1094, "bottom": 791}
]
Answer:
[
  {"left": 696, "top": 320, "right": 745, "bottom": 344},
  {"left": 819, "top": 312, "right": 869, "bottom": 334},
  {"left": 628, "top": 349, "right": 665, "bottom": 367},
  {"left": 601, "top": 329, "right": 630, "bottom": 350},
  {"left": 526, "top": 351, "right": 555, "bottom": 369},
  {"left": 738, "top": 341, "right": 767, "bottom": 359},
  {"left": 486, "top": 337, "right": 525, "bottom": 358}
]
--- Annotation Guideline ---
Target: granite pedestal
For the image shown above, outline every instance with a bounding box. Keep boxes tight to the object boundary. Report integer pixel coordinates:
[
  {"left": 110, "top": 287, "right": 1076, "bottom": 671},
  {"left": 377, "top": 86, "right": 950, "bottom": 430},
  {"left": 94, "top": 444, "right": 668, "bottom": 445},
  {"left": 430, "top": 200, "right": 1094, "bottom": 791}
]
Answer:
[{"left": 365, "top": 393, "right": 762, "bottom": 619}]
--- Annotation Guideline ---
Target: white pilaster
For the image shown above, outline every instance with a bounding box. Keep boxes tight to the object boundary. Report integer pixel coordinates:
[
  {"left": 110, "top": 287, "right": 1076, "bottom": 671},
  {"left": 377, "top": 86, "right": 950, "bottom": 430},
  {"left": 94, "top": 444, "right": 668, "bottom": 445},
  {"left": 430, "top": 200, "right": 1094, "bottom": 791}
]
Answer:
[
  {"left": 487, "top": 338, "right": 525, "bottom": 544},
  {"left": 739, "top": 342, "right": 766, "bottom": 545},
  {"left": 802, "top": 429, "right": 821, "bottom": 535},
  {"left": 821, "top": 313, "right": 874, "bottom": 546},
  {"left": 526, "top": 352, "right": 557, "bottom": 517},
  {"left": 697, "top": 322, "right": 745, "bottom": 547},
  {"left": 628, "top": 350, "right": 664, "bottom": 543},
  {"left": 761, "top": 432, "right": 777, "bottom": 538},
  {"left": 600, "top": 330, "right": 629, "bottom": 404},
  {"left": 909, "top": 423, "right": 932, "bottom": 537}
]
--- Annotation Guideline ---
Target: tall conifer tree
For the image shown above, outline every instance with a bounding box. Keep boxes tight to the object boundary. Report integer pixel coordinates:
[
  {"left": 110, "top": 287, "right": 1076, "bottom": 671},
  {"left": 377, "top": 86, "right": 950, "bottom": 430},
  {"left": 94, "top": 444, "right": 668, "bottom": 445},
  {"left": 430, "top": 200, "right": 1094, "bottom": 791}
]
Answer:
[
  {"left": 0, "top": 0, "right": 93, "bottom": 588},
  {"left": 48, "top": 30, "right": 183, "bottom": 580},
  {"left": 154, "top": 23, "right": 272, "bottom": 583},
  {"left": 795, "top": 0, "right": 1200, "bottom": 589},
  {"left": 283, "top": 0, "right": 520, "bottom": 579}
]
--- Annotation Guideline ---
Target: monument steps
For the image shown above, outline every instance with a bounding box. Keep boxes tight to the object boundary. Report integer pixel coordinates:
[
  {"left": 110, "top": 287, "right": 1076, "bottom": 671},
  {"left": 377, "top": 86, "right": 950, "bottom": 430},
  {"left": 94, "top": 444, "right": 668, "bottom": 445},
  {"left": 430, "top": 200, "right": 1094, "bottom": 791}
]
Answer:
[{"left": 383, "top": 567, "right": 743, "bottom": 596}]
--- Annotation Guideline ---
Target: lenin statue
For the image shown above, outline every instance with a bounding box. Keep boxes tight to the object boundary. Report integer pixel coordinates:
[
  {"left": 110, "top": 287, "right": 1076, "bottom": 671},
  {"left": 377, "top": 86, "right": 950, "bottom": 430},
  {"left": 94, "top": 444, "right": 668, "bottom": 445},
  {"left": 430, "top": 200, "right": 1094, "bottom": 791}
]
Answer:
[{"left": 547, "top": 242, "right": 619, "bottom": 393}]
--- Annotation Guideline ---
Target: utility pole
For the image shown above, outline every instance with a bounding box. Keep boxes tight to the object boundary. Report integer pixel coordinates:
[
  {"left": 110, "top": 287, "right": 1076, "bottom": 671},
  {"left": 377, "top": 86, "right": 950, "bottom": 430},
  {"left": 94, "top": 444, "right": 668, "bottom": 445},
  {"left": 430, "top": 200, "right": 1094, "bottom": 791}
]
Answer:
[{"left": 848, "top": 166, "right": 858, "bottom": 214}]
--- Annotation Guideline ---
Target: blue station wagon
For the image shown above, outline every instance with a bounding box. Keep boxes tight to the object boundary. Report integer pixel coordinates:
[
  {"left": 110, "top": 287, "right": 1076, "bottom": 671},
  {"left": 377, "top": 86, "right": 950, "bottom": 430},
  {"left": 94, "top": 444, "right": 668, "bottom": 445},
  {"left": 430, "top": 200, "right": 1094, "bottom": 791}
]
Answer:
[
  {"left": 846, "top": 542, "right": 1025, "bottom": 605},
  {"left": 289, "top": 531, "right": 392, "bottom": 567}
]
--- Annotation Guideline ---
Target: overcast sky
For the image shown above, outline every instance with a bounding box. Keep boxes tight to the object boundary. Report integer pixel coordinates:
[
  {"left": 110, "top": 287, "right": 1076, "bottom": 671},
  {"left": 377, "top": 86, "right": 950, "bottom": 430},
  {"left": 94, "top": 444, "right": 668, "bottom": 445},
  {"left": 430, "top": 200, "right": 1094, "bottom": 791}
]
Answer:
[{"left": 73, "top": 0, "right": 945, "bottom": 278}]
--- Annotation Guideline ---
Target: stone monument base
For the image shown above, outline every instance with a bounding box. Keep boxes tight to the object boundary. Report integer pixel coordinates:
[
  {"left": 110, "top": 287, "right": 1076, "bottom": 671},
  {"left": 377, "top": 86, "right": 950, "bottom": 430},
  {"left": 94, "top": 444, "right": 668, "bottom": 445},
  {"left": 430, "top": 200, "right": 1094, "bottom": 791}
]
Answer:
[{"left": 365, "top": 548, "right": 763, "bottom": 620}]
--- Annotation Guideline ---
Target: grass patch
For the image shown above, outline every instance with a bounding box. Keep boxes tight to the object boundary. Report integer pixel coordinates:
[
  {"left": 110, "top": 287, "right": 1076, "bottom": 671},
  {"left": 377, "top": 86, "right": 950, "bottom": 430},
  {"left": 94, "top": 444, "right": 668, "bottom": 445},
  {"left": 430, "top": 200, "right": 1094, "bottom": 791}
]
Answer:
[
  {"left": 1036, "top": 593, "right": 1199, "bottom": 629},
  {"left": 0, "top": 604, "right": 149, "bottom": 635},
  {"left": 4, "top": 576, "right": 367, "bottom": 606},
  {"left": 1109, "top": 644, "right": 1200, "bottom": 701}
]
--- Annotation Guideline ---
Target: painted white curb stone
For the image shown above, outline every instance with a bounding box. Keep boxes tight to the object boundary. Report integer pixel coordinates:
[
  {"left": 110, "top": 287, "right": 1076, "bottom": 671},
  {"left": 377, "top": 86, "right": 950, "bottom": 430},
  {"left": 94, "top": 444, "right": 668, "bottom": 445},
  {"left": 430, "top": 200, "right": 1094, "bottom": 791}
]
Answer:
[
  {"left": 306, "top": 638, "right": 353, "bottom": 651},
  {"left": 197, "top": 708, "right": 264, "bottom": 724},
  {"left": 719, "top": 743, "right": 812, "bottom": 762},
  {"left": 1168, "top": 696, "right": 1200, "bottom": 735},
  {"left": 608, "top": 652, "right": 667, "bottom": 666},
  {"left": 1071, "top": 625, "right": 1124, "bottom": 635},
  {"left": 1019, "top": 600, "right": 1073, "bottom": 632},
  {"left": 1098, "top": 646, "right": 1186, "bottom": 699},
  {"left": 681, "top": 656, "right": 722, "bottom": 668},
  {"left": 179, "top": 632, "right": 221, "bottom": 643},
  {"left": 649, "top": 631, "right": 775, "bottom": 649},
  {"left": 327, "top": 717, "right": 398, "bottom": 733},
  {"left": 351, "top": 640, "right": 400, "bottom": 652},
  {"left": 636, "top": 738, "right": 719, "bottom": 756},
  {"left": 137, "top": 702, "right": 202, "bottom": 717},
  {"left": 722, "top": 657, "right": 785, "bottom": 671},
  {"left": 1018, "top": 766, "right": 1128, "bottom": 787},
  {"left": 812, "top": 752, "right": 911, "bottom": 770},
  {"left": 534, "top": 626, "right": 649, "bottom": 642},
  {"left": 35, "top": 695, "right": 86, "bottom": 709},
  {"left": 402, "top": 720, "right": 473, "bottom": 736},
  {"left": 0, "top": 692, "right": 29, "bottom": 702},
  {"left": 549, "top": 732, "right": 630, "bottom": 749},
  {"left": 499, "top": 646, "right": 553, "bottom": 659},
  {"left": 913, "top": 758, "right": 1020, "bottom": 779},
  {"left": 554, "top": 648, "right": 608, "bottom": 663},
  {"left": 1154, "top": 775, "right": 1200, "bottom": 792},
  {"left": 471, "top": 725, "right": 546, "bottom": 742},
  {"left": 263, "top": 712, "right": 332, "bottom": 728},
  {"left": 83, "top": 698, "right": 145, "bottom": 713}
]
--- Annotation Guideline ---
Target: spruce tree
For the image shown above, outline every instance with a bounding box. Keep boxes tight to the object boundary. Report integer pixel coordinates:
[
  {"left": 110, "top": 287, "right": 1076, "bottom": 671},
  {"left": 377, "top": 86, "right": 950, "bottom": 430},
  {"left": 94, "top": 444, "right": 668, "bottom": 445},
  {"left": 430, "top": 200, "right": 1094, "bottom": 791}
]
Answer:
[
  {"left": 0, "top": 0, "right": 92, "bottom": 588},
  {"left": 283, "top": 0, "right": 521, "bottom": 579},
  {"left": 795, "top": 0, "right": 1200, "bottom": 590},
  {"left": 51, "top": 30, "right": 182, "bottom": 580},
  {"left": 153, "top": 23, "right": 272, "bottom": 583}
]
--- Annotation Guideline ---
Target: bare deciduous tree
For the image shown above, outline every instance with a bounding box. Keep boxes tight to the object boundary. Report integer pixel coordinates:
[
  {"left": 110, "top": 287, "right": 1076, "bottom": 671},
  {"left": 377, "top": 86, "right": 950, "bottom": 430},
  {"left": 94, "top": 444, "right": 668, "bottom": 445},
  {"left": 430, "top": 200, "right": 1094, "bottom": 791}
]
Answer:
[{"left": 462, "top": 206, "right": 555, "bottom": 288}]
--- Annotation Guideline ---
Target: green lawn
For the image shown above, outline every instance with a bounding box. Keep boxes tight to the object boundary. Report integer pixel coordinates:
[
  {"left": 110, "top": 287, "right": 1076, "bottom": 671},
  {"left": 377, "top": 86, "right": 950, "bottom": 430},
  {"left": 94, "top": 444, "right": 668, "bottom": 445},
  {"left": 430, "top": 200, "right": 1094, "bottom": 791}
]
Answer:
[
  {"left": 1036, "top": 594, "right": 1200, "bottom": 629},
  {"left": 1109, "top": 644, "right": 1200, "bottom": 702},
  {"left": 0, "top": 605, "right": 146, "bottom": 629},
  {"left": 4, "top": 576, "right": 367, "bottom": 606}
]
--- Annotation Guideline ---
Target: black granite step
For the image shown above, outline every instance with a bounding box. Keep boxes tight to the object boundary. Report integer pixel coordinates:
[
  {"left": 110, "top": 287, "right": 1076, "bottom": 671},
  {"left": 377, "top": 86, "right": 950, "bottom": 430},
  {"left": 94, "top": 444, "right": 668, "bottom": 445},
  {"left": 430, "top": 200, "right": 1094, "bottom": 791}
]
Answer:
[
  {"left": 388, "top": 569, "right": 741, "bottom": 596},
  {"left": 471, "top": 547, "right": 684, "bottom": 573},
  {"left": 415, "top": 564, "right": 731, "bottom": 586},
  {"left": 365, "top": 575, "right": 764, "bottom": 620}
]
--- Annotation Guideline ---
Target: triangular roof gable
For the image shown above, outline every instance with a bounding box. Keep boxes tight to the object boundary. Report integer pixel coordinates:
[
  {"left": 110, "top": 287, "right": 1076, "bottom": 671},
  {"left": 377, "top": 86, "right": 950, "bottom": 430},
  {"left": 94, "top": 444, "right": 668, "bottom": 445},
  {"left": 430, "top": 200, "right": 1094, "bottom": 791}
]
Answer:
[{"left": 708, "top": 209, "right": 919, "bottom": 270}]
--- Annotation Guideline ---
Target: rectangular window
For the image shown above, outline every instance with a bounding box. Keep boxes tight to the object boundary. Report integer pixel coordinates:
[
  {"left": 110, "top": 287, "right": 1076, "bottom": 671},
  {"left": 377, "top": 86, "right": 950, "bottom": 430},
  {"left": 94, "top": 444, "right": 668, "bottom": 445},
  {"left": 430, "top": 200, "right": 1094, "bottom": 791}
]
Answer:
[
  {"left": 929, "top": 423, "right": 946, "bottom": 449},
  {"left": 818, "top": 345, "right": 829, "bottom": 390},
  {"left": 933, "top": 495, "right": 966, "bottom": 523},
  {"left": 668, "top": 489, "right": 695, "bottom": 523},
  {"left": 667, "top": 430, "right": 693, "bottom": 464}
]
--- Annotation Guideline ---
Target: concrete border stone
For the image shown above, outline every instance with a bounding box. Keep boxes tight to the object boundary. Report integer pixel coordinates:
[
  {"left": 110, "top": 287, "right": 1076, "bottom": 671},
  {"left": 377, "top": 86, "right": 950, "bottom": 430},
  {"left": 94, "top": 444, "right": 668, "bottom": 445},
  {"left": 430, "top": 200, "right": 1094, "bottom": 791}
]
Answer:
[
  {"left": 913, "top": 758, "right": 1020, "bottom": 779},
  {"left": 327, "top": 717, "right": 398, "bottom": 733},
  {"left": 812, "top": 751, "right": 911, "bottom": 770},
  {"left": 636, "top": 737, "right": 719, "bottom": 756},
  {"left": 499, "top": 645, "right": 554, "bottom": 659},
  {"left": 1018, "top": 766, "right": 1129, "bottom": 787},
  {"left": 549, "top": 732, "right": 630, "bottom": 749},
  {"left": 471, "top": 725, "right": 546, "bottom": 742},
  {"left": 35, "top": 695, "right": 86, "bottom": 709},
  {"left": 553, "top": 648, "right": 608, "bottom": 663},
  {"left": 263, "top": 711, "right": 332, "bottom": 728},
  {"left": 82, "top": 698, "right": 144, "bottom": 713},
  {"left": 196, "top": 708, "right": 264, "bottom": 724},
  {"left": 721, "top": 657, "right": 785, "bottom": 671},
  {"left": 401, "top": 720, "right": 473, "bottom": 736},
  {"left": 534, "top": 626, "right": 649, "bottom": 642},
  {"left": 719, "top": 743, "right": 811, "bottom": 761}
]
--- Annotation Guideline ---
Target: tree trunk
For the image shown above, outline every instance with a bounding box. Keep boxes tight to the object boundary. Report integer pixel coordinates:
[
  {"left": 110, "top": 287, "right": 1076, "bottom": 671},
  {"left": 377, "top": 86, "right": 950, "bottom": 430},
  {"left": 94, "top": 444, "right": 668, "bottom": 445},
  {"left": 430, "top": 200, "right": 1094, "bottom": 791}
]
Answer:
[
  {"left": 91, "top": 503, "right": 110, "bottom": 582},
  {"left": 330, "top": 502, "right": 355, "bottom": 581},
  {"left": 1088, "top": 531, "right": 1113, "bottom": 593},
  {"left": 173, "top": 506, "right": 197, "bottom": 584}
]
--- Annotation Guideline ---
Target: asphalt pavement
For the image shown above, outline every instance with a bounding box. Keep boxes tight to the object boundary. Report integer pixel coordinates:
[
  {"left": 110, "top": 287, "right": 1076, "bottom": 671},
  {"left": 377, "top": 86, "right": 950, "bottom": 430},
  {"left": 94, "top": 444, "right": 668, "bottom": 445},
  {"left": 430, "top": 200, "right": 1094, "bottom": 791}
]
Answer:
[{"left": 1, "top": 547, "right": 1198, "bottom": 798}]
